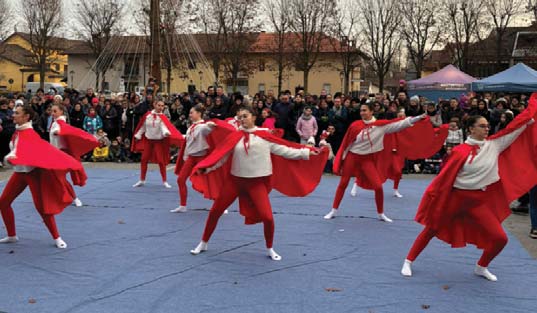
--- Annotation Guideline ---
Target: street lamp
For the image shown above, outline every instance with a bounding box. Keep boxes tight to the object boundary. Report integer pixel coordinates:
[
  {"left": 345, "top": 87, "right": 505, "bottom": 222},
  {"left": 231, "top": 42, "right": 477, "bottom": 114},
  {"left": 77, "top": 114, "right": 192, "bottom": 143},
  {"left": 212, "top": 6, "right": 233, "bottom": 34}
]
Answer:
[{"left": 69, "top": 70, "right": 74, "bottom": 88}]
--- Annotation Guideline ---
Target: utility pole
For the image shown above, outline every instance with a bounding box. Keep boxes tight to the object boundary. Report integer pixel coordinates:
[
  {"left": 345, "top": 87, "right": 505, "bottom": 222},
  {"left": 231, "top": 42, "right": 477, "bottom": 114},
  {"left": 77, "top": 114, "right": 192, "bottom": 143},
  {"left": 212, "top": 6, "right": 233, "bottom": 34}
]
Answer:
[{"left": 150, "top": 0, "right": 162, "bottom": 86}]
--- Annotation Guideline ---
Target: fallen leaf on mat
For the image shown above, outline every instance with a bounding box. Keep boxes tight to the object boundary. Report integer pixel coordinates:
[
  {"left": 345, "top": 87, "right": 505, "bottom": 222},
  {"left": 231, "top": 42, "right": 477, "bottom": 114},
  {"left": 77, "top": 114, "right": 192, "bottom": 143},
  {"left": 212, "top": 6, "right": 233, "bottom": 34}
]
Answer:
[
  {"left": 8, "top": 250, "right": 14, "bottom": 254},
  {"left": 442, "top": 285, "right": 450, "bottom": 290},
  {"left": 118, "top": 220, "right": 125, "bottom": 224},
  {"left": 421, "top": 304, "right": 430, "bottom": 309},
  {"left": 28, "top": 298, "right": 36, "bottom": 304},
  {"left": 325, "top": 288, "right": 342, "bottom": 292}
]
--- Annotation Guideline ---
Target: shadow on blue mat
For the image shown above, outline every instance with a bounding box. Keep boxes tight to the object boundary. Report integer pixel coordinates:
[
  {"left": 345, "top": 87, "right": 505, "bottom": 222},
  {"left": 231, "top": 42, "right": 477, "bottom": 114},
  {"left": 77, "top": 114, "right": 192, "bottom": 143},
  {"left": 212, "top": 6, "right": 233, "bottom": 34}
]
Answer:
[{"left": 0, "top": 169, "right": 536, "bottom": 313}]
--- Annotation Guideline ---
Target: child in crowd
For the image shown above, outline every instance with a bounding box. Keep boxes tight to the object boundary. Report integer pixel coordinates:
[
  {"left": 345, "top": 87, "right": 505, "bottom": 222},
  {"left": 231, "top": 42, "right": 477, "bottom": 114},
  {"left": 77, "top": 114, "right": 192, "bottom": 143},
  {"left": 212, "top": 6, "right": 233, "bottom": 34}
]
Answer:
[
  {"left": 296, "top": 106, "right": 318, "bottom": 145},
  {"left": 445, "top": 118, "right": 463, "bottom": 146},
  {"left": 108, "top": 139, "right": 122, "bottom": 162}
]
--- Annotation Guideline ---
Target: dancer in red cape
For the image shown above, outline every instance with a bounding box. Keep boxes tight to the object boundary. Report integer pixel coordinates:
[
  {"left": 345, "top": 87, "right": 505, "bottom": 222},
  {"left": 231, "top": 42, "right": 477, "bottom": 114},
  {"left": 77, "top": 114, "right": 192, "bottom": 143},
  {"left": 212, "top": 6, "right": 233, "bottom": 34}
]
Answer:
[
  {"left": 131, "top": 100, "right": 184, "bottom": 188},
  {"left": 350, "top": 109, "right": 449, "bottom": 198},
  {"left": 324, "top": 102, "right": 444, "bottom": 222},
  {"left": 189, "top": 106, "right": 328, "bottom": 260},
  {"left": 171, "top": 105, "right": 235, "bottom": 213},
  {"left": 401, "top": 93, "right": 537, "bottom": 281},
  {"left": 50, "top": 103, "right": 99, "bottom": 207},
  {"left": 0, "top": 105, "right": 85, "bottom": 249}
]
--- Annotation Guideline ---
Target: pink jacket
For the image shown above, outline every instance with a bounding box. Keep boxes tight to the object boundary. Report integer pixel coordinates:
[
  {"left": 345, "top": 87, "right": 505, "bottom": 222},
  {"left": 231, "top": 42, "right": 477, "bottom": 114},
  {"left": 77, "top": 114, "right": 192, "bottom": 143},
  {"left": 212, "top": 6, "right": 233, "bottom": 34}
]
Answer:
[
  {"left": 296, "top": 115, "right": 318, "bottom": 139},
  {"left": 262, "top": 117, "right": 276, "bottom": 129}
]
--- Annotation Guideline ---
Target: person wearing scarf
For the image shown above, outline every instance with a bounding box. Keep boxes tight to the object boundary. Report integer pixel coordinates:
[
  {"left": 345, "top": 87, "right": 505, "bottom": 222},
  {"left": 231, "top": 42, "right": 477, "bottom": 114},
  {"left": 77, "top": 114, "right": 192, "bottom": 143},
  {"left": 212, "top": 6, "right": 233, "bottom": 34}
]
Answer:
[
  {"left": 171, "top": 105, "right": 234, "bottom": 213},
  {"left": 402, "top": 94, "right": 537, "bottom": 281},
  {"left": 132, "top": 101, "right": 184, "bottom": 188},
  {"left": 83, "top": 107, "right": 103, "bottom": 135},
  {"left": 325, "top": 102, "right": 435, "bottom": 222},
  {"left": 0, "top": 105, "right": 85, "bottom": 249},
  {"left": 189, "top": 106, "right": 327, "bottom": 261},
  {"left": 50, "top": 103, "right": 99, "bottom": 207}
]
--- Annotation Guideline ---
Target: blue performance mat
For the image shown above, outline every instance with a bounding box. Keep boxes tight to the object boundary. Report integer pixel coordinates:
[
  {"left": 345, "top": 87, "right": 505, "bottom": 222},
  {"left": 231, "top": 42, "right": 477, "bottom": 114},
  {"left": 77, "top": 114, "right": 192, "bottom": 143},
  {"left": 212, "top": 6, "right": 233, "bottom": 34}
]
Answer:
[{"left": 0, "top": 168, "right": 536, "bottom": 313}]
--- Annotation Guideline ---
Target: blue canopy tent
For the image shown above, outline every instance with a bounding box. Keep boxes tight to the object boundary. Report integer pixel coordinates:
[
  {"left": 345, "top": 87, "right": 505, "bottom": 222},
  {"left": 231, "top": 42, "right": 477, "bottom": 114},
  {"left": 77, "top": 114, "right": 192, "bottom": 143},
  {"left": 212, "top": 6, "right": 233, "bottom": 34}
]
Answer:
[{"left": 472, "top": 63, "right": 537, "bottom": 92}]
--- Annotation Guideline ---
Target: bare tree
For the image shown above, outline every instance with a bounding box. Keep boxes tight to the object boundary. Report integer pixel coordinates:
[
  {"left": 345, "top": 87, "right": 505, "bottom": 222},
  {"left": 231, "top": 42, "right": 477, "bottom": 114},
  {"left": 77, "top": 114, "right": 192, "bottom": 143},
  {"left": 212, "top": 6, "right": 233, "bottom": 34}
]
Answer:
[
  {"left": 527, "top": 1, "right": 537, "bottom": 23},
  {"left": 443, "top": 0, "right": 485, "bottom": 72},
  {"left": 74, "top": 0, "right": 126, "bottom": 91},
  {"left": 21, "top": 0, "right": 63, "bottom": 90},
  {"left": 360, "top": 0, "right": 401, "bottom": 92},
  {"left": 332, "top": 0, "right": 362, "bottom": 94},
  {"left": 265, "top": 0, "right": 292, "bottom": 95},
  {"left": 484, "top": 0, "right": 523, "bottom": 72},
  {"left": 0, "top": 0, "right": 13, "bottom": 41},
  {"left": 400, "top": 0, "right": 443, "bottom": 78},
  {"left": 287, "top": 0, "right": 337, "bottom": 93},
  {"left": 221, "top": 0, "right": 261, "bottom": 92}
]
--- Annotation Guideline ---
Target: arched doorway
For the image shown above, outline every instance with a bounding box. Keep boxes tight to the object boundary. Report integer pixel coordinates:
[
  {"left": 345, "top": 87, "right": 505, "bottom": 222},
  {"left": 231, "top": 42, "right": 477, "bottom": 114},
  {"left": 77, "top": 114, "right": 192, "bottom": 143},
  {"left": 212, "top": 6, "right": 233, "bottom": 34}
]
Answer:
[{"left": 27, "top": 74, "right": 35, "bottom": 82}]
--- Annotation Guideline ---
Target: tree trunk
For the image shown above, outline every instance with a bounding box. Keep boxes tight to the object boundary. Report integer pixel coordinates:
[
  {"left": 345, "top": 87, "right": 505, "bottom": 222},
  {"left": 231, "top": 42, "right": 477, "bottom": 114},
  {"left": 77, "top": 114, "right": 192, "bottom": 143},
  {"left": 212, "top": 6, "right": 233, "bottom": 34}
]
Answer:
[
  {"left": 303, "top": 68, "right": 309, "bottom": 94},
  {"left": 212, "top": 58, "right": 220, "bottom": 85},
  {"left": 39, "top": 55, "right": 46, "bottom": 90},
  {"left": 277, "top": 56, "right": 284, "bottom": 96},
  {"left": 102, "top": 70, "right": 107, "bottom": 92},
  {"left": 344, "top": 71, "right": 350, "bottom": 95},
  {"left": 378, "top": 72, "right": 384, "bottom": 94},
  {"left": 415, "top": 57, "right": 423, "bottom": 79},
  {"left": 95, "top": 71, "right": 100, "bottom": 91},
  {"left": 495, "top": 32, "right": 502, "bottom": 73},
  {"left": 167, "top": 65, "right": 172, "bottom": 94}
]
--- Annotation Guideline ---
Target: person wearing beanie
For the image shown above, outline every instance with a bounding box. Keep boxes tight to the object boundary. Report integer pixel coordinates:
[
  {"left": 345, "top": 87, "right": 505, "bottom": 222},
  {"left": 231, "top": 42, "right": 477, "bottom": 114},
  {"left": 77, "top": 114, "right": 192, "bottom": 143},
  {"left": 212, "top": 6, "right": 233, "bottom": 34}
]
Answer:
[
  {"left": 402, "top": 96, "right": 537, "bottom": 281},
  {"left": 296, "top": 106, "right": 318, "bottom": 145}
]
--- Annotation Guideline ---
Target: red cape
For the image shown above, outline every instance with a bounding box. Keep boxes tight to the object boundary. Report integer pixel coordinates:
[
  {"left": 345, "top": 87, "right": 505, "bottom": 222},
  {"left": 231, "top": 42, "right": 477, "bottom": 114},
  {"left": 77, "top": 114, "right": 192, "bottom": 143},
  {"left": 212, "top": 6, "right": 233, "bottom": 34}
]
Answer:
[
  {"left": 131, "top": 112, "right": 184, "bottom": 153},
  {"left": 174, "top": 119, "right": 237, "bottom": 175},
  {"left": 56, "top": 120, "right": 99, "bottom": 159},
  {"left": 333, "top": 117, "right": 448, "bottom": 185},
  {"left": 415, "top": 93, "right": 537, "bottom": 248},
  {"left": 9, "top": 128, "right": 84, "bottom": 214},
  {"left": 190, "top": 130, "right": 329, "bottom": 224}
]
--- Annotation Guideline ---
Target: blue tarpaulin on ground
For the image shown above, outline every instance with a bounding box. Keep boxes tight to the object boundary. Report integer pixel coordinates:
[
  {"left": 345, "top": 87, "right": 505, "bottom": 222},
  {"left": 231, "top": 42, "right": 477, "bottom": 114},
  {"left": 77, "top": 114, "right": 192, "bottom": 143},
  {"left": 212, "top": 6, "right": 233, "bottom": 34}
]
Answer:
[{"left": 0, "top": 168, "right": 536, "bottom": 313}]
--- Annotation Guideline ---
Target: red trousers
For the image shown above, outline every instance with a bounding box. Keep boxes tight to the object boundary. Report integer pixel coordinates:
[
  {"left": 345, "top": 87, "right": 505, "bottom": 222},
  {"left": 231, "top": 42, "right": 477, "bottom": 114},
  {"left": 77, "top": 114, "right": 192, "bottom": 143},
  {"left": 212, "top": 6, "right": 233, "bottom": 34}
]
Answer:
[
  {"left": 0, "top": 172, "right": 60, "bottom": 239},
  {"left": 140, "top": 139, "right": 168, "bottom": 181},
  {"left": 177, "top": 156, "right": 205, "bottom": 206},
  {"left": 406, "top": 191, "right": 508, "bottom": 267},
  {"left": 201, "top": 176, "right": 275, "bottom": 248}
]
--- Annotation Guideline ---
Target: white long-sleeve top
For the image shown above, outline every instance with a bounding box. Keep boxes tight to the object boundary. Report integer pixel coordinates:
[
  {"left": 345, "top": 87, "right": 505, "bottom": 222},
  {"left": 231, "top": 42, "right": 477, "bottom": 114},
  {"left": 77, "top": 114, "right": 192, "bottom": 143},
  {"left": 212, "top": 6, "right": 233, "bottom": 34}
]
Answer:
[
  {"left": 208, "top": 127, "right": 310, "bottom": 178},
  {"left": 6, "top": 122, "right": 35, "bottom": 173},
  {"left": 135, "top": 110, "right": 170, "bottom": 140},
  {"left": 453, "top": 124, "right": 528, "bottom": 190},
  {"left": 445, "top": 129, "right": 464, "bottom": 145},
  {"left": 347, "top": 116, "right": 420, "bottom": 156},
  {"left": 183, "top": 120, "right": 214, "bottom": 160},
  {"left": 49, "top": 115, "right": 67, "bottom": 150}
]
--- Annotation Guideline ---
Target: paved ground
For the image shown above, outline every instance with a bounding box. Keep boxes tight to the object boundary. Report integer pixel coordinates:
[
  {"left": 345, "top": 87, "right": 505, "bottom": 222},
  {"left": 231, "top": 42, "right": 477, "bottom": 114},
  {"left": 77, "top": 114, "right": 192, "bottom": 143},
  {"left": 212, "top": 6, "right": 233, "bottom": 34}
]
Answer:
[{"left": 0, "top": 165, "right": 536, "bottom": 313}]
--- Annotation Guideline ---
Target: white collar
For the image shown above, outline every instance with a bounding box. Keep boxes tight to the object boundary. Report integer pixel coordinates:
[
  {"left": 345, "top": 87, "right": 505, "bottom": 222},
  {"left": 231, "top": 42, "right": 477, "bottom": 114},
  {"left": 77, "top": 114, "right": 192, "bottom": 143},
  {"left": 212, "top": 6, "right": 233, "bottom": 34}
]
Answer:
[
  {"left": 151, "top": 110, "right": 162, "bottom": 115},
  {"left": 466, "top": 136, "right": 485, "bottom": 147},
  {"left": 16, "top": 122, "right": 33, "bottom": 130},
  {"left": 363, "top": 117, "right": 377, "bottom": 124},
  {"left": 192, "top": 120, "right": 204, "bottom": 125},
  {"left": 55, "top": 115, "right": 66, "bottom": 122}
]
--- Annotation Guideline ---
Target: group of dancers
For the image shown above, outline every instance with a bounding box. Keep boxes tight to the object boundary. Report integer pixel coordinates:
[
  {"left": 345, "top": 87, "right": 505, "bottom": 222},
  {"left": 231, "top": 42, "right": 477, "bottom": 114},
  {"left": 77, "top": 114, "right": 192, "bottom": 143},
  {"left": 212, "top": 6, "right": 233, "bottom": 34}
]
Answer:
[{"left": 2, "top": 93, "right": 537, "bottom": 282}]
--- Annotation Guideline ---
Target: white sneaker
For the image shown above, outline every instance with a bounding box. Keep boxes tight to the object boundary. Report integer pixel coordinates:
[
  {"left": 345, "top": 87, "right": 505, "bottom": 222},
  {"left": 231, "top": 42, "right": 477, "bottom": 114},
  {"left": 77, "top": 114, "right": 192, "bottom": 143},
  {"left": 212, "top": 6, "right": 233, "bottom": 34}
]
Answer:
[
  {"left": 393, "top": 190, "right": 403, "bottom": 198},
  {"left": 0, "top": 236, "right": 18, "bottom": 243},
  {"left": 474, "top": 265, "right": 498, "bottom": 281},
  {"left": 132, "top": 180, "right": 145, "bottom": 187},
  {"left": 378, "top": 213, "right": 393, "bottom": 223},
  {"left": 413, "top": 164, "right": 421, "bottom": 173},
  {"left": 401, "top": 259, "right": 413, "bottom": 277},
  {"left": 170, "top": 206, "right": 187, "bottom": 213},
  {"left": 224, "top": 209, "right": 229, "bottom": 214},
  {"left": 190, "top": 241, "right": 208, "bottom": 255},
  {"left": 163, "top": 182, "right": 172, "bottom": 188},
  {"left": 268, "top": 248, "right": 282, "bottom": 261},
  {"left": 73, "top": 198, "right": 83, "bottom": 207},
  {"left": 350, "top": 184, "right": 359, "bottom": 197},
  {"left": 55, "top": 237, "right": 67, "bottom": 249},
  {"left": 324, "top": 209, "right": 337, "bottom": 219}
]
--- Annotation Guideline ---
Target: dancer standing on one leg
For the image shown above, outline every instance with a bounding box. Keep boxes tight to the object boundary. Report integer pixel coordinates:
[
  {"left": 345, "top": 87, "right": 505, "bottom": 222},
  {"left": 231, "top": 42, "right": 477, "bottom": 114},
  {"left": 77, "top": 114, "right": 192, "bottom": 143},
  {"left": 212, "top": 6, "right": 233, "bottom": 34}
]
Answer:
[
  {"left": 402, "top": 97, "right": 537, "bottom": 281},
  {"left": 0, "top": 105, "right": 86, "bottom": 249},
  {"left": 132, "top": 101, "right": 184, "bottom": 188},
  {"left": 189, "top": 106, "right": 328, "bottom": 260},
  {"left": 325, "top": 103, "right": 435, "bottom": 222},
  {"left": 50, "top": 104, "right": 98, "bottom": 207},
  {"left": 171, "top": 105, "right": 234, "bottom": 213}
]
